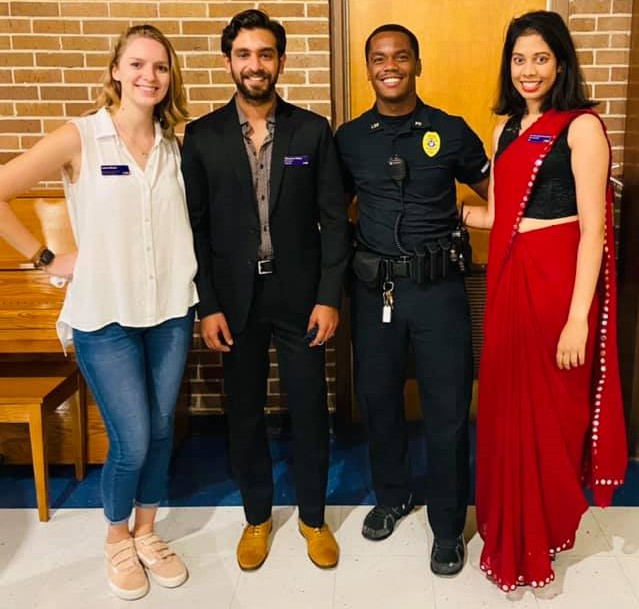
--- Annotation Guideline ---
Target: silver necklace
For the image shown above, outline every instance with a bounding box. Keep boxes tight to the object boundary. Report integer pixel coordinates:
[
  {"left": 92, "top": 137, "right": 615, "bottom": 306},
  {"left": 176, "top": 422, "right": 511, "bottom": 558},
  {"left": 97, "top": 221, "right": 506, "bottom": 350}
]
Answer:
[{"left": 113, "top": 117, "right": 154, "bottom": 157}]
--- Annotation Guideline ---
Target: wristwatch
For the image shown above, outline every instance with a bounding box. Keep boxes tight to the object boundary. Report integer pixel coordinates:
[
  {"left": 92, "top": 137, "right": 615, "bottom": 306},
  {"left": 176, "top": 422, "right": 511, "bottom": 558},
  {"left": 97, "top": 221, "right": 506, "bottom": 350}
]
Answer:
[{"left": 32, "top": 246, "right": 56, "bottom": 269}]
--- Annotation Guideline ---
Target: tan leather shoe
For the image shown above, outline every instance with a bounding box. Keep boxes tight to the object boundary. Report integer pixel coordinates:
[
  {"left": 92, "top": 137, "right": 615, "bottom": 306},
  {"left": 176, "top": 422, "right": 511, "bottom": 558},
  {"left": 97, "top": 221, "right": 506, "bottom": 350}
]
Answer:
[
  {"left": 236, "top": 518, "right": 273, "bottom": 570},
  {"left": 298, "top": 520, "right": 339, "bottom": 568}
]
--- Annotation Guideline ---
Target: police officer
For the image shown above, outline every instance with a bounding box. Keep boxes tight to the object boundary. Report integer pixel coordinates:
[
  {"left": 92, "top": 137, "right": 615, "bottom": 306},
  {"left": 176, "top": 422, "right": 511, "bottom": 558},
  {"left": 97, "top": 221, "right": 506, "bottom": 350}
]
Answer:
[{"left": 335, "top": 24, "right": 489, "bottom": 576}]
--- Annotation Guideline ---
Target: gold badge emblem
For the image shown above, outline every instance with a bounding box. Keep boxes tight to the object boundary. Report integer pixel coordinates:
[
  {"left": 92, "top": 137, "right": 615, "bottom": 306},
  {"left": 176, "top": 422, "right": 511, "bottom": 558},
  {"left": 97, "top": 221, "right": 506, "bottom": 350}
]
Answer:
[{"left": 422, "top": 131, "right": 441, "bottom": 157}]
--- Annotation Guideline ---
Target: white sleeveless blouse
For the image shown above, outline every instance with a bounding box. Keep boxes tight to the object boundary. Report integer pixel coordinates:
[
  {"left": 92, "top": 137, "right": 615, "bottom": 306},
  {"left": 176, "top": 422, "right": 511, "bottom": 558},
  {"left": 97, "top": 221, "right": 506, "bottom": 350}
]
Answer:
[{"left": 57, "top": 108, "right": 198, "bottom": 347}]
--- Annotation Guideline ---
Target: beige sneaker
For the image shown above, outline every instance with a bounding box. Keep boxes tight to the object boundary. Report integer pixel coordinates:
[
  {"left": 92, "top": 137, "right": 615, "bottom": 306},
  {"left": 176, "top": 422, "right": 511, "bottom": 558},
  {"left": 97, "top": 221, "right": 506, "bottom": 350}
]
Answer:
[
  {"left": 134, "top": 532, "right": 188, "bottom": 588},
  {"left": 105, "top": 537, "right": 149, "bottom": 600}
]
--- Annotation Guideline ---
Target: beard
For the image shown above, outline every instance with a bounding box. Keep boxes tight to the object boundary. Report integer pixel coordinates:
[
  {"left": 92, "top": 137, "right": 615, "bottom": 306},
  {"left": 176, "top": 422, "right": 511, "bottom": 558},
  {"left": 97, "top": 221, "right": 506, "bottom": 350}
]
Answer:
[{"left": 232, "top": 69, "right": 278, "bottom": 103}]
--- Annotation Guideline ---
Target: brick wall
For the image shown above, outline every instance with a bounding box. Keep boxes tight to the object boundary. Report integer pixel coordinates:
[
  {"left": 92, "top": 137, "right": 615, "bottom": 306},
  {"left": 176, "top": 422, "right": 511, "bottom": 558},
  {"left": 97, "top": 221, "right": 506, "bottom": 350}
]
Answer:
[
  {"left": 0, "top": 1, "right": 332, "bottom": 167},
  {"left": 0, "top": 0, "right": 634, "bottom": 413},
  {"left": 569, "top": 0, "right": 632, "bottom": 170}
]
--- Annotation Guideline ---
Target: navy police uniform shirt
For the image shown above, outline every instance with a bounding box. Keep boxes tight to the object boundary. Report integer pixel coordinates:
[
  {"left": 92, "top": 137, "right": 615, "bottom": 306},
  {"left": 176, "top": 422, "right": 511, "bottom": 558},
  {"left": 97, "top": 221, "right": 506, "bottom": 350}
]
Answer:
[{"left": 336, "top": 98, "right": 489, "bottom": 257}]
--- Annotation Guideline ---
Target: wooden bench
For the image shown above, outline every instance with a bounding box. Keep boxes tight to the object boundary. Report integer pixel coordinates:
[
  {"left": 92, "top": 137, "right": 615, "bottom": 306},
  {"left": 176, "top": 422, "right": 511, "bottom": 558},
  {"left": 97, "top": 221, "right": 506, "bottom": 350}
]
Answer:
[{"left": 0, "top": 372, "right": 85, "bottom": 521}]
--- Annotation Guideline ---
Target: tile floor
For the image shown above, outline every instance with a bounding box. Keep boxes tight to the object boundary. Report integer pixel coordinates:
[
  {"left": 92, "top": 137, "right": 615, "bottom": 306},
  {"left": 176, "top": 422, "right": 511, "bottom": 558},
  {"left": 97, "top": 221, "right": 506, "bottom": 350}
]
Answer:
[{"left": 1, "top": 504, "right": 639, "bottom": 609}]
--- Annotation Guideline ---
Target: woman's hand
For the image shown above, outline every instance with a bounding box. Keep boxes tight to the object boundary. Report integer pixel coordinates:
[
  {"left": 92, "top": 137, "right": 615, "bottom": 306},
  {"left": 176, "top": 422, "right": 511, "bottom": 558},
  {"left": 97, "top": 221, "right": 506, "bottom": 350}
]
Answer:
[
  {"left": 45, "top": 251, "right": 77, "bottom": 280},
  {"left": 556, "top": 317, "right": 588, "bottom": 369}
]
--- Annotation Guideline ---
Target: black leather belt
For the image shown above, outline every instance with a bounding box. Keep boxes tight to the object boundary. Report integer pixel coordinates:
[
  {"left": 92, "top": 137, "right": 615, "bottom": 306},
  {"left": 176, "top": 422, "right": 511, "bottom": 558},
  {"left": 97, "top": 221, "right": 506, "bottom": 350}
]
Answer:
[{"left": 257, "top": 258, "right": 275, "bottom": 275}]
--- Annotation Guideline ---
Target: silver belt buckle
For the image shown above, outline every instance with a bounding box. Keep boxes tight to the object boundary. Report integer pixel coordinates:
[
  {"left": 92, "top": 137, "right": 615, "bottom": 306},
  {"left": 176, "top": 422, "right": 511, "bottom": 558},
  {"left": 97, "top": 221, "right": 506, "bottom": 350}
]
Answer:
[{"left": 257, "top": 259, "right": 274, "bottom": 275}]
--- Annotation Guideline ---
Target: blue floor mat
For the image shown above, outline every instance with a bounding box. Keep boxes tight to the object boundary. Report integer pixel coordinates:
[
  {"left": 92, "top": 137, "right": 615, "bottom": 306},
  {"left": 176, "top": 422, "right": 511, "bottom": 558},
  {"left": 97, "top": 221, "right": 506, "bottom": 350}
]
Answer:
[{"left": 0, "top": 418, "right": 637, "bottom": 510}]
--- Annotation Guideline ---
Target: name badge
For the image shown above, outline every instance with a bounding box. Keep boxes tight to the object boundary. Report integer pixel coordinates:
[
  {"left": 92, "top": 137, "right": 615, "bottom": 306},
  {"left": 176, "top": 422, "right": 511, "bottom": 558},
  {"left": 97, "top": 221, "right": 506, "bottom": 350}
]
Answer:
[
  {"left": 284, "top": 155, "right": 310, "bottom": 166},
  {"left": 101, "top": 164, "right": 130, "bottom": 176},
  {"left": 527, "top": 134, "right": 552, "bottom": 144}
]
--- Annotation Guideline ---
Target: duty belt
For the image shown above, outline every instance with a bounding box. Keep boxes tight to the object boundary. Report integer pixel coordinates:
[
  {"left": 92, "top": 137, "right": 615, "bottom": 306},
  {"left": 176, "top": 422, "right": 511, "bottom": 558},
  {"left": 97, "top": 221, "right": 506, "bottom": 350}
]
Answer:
[
  {"left": 382, "top": 257, "right": 412, "bottom": 278},
  {"left": 383, "top": 243, "right": 452, "bottom": 283},
  {"left": 353, "top": 238, "right": 457, "bottom": 287}
]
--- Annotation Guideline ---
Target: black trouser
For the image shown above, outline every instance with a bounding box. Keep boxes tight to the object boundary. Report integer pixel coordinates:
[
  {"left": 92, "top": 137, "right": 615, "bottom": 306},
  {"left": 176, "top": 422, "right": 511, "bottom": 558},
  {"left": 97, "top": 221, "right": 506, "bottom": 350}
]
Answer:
[
  {"left": 351, "top": 272, "right": 472, "bottom": 539},
  {"left": 222, "top": 274, "right": 329, "bottom": 528}
]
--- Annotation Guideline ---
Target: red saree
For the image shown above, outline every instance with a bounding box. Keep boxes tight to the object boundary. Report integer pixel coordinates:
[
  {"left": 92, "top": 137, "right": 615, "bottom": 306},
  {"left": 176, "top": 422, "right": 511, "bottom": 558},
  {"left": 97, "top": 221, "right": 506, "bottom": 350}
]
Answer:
[{"left": 476, "top": 109, "right": 627, "bottom": 591}]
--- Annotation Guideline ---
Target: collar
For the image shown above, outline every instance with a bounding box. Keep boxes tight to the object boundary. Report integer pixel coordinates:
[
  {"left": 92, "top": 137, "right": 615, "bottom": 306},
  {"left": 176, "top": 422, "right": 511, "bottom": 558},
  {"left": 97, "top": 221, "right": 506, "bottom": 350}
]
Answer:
[
  {"left": 235, "top": 95, "right": 277, "bottom": 127},
  {"left": 366, "top": 97, "right": 433, "bottom": 134},
  {"left": 94, "top": 107, "right": 164, "bottom": 146}
]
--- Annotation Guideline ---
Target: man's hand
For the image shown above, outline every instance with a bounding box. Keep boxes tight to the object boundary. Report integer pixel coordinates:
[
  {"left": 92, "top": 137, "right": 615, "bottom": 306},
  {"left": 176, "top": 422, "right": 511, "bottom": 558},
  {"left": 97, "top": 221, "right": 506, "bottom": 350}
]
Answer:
[
  {"left": 307, "top": 304, "right": 339, "bottom": 347},
  {"left": 200, "top": 312, "right": 234, "bottom": 352}
]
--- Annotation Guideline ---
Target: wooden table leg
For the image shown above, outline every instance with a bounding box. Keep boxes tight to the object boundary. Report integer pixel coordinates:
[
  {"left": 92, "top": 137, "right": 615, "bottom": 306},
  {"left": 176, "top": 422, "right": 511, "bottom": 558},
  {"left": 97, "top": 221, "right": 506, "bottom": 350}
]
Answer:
[
  {"left": 27, "top": 404, "right": 50, "bottom": 522},
  {"left": 71, "top": 373, "right": 86, "bottom": 481}
]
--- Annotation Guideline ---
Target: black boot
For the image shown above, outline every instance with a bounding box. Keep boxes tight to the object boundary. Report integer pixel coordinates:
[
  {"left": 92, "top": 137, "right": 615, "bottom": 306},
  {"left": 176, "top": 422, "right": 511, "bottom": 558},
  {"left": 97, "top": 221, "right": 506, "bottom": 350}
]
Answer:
[{"left": 430, "top": 535, "right": 466, "bottom": 576}]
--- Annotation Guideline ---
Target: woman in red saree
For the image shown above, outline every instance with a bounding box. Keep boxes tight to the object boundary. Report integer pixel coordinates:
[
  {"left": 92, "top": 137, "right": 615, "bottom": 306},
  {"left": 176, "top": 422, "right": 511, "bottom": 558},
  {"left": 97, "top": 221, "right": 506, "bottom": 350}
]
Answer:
[{"left": 465, "top": 11, "right": 627, "bottom": 591}]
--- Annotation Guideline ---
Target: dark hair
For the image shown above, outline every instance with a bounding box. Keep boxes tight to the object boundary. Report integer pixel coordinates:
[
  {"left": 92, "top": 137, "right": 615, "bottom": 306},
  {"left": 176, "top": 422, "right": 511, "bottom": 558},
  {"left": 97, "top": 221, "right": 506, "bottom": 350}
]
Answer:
[
  {"left": 494, "top": 10, "right": 596, "bottom": 116},
  {"left": 221, "top": 9, "right": 286, "bottom": 58},
  {"left": 365, "top": 24, "right": 420, "bottom": 61}
]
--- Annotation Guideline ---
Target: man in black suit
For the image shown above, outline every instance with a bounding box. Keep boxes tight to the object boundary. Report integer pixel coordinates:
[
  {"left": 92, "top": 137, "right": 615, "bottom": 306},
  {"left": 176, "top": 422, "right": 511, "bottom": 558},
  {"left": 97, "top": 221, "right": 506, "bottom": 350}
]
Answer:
[{"left": 181, "top": 9, "right": 350, "bottom": 571}]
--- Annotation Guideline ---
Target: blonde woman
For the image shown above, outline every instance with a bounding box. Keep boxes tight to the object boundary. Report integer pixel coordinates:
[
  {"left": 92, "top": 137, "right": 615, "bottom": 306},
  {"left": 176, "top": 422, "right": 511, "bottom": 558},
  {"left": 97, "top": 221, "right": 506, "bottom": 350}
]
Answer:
[{"left": 0, "top": 25, "right": 197, "bottom": 600}]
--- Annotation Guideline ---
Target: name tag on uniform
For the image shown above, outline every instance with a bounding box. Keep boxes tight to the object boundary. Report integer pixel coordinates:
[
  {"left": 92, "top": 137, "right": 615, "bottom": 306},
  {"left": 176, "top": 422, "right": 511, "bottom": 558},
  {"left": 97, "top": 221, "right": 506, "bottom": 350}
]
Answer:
[
  {"left": 284, "top": 155, "right": 310, "bottom": 166},
  {"left": 101, "top": 164, "right": 130, "bottom": 176},
  {"left": 527, "top": 134, "right": 552, "bottom": 144}
]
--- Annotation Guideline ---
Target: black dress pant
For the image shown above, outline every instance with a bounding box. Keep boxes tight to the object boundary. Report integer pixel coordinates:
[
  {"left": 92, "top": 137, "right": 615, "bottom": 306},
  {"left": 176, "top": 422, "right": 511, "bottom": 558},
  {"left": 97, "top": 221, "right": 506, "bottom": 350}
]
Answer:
[
  {"left": 351, "top": 272, "right": 472, "bottom": 539},
  {"left": 222, "top": 273, "right": 329, "bottom": 528}
]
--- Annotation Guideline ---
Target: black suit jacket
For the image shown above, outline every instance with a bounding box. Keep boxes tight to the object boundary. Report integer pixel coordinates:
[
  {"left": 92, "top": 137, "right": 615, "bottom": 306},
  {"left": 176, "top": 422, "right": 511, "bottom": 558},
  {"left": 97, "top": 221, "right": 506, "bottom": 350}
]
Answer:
[{"left": 182, "top": 97, "right": 350, "bottom": 334}]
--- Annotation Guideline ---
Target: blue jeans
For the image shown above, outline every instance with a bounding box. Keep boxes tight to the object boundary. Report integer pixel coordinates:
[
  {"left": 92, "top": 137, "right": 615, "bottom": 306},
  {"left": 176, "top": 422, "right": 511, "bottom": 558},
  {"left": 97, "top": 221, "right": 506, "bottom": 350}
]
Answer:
[{"left": 73, "top": 309, "right": 194, "bottom": 524}]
